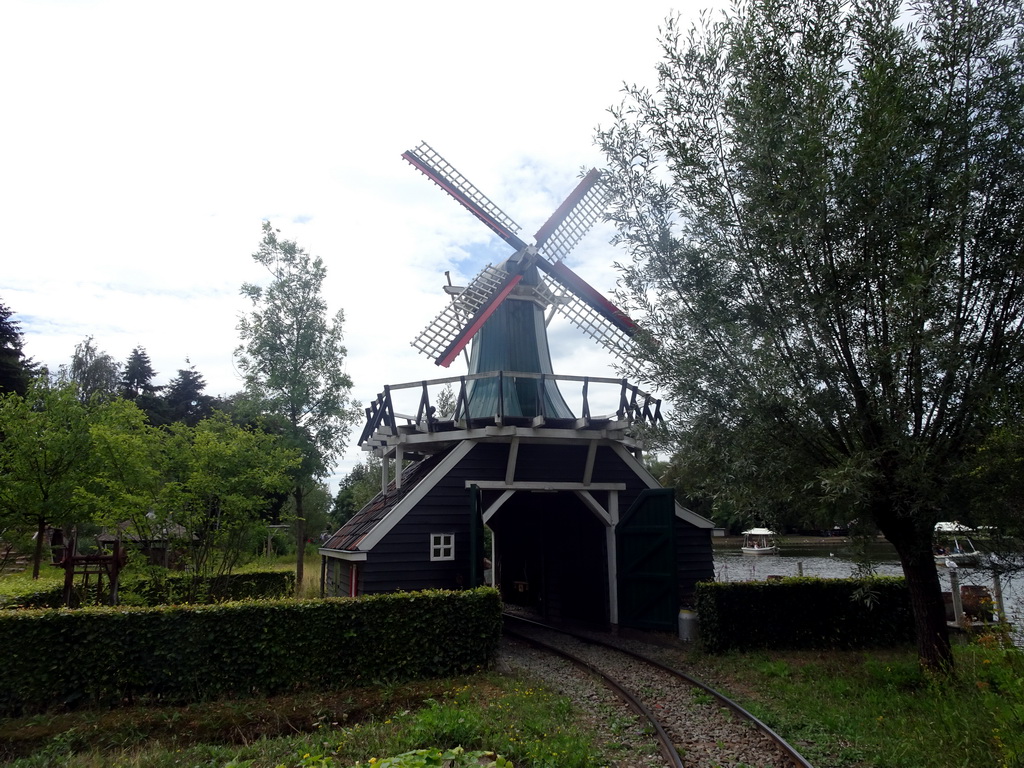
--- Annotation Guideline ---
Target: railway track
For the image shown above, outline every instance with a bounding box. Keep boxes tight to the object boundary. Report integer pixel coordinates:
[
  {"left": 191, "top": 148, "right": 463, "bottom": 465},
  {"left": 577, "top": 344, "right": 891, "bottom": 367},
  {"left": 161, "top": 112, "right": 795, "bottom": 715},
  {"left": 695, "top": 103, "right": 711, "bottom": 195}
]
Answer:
[{"left": 502, "top": 613, "right": 814, "bottom": 768}]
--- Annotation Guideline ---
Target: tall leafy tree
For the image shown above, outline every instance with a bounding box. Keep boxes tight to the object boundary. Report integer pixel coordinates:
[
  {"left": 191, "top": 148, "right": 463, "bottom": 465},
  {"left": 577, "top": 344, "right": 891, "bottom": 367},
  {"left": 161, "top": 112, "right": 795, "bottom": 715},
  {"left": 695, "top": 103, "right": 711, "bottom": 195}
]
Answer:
[
  {"left": 158, "top": 412, "right": 298, "bottom": 597},
  {"left": 599, "top": 0, "right": 1024, "bottom": 671},
  {"left": 0, "top": 379, "right": 93, "bottom": 577},
  {"left": 0, "top": 299, "right": 31, "bottom": 397},
  {"left": 61, "top": 336, "right": 121, "bottom": 403},
  {"left": 76, "top": 397, "right": 165, "bottom": 540},
  {"left": 332, "top": 455, "right": 383, "bottom": 527},
  {"left": 236, "top": 221, "right": 357, "bottom": 590}
]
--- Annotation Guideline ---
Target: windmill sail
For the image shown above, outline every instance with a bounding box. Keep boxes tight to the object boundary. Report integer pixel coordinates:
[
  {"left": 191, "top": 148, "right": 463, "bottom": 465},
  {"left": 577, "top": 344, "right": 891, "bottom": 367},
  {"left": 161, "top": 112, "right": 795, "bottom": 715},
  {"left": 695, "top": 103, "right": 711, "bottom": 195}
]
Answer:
[
  {"left": 405, "top": 142, "right": 644, "bottom": 388},
  {"left": 411, "top": 264, "right": 522, "bottom": 365},
  {"left": 403, "top": 142, "right": 527, "bottom": 249},
  {"left": 534, "top": 169, "right": 611, "bottom": 263}
]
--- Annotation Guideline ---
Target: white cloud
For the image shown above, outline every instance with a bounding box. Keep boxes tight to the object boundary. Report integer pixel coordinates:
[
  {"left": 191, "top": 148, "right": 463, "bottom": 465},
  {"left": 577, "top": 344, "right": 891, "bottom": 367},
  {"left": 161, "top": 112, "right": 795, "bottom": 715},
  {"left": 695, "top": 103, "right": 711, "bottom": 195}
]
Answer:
[{"left": 2, "top": 0, "right": 716, "bottom": 486}]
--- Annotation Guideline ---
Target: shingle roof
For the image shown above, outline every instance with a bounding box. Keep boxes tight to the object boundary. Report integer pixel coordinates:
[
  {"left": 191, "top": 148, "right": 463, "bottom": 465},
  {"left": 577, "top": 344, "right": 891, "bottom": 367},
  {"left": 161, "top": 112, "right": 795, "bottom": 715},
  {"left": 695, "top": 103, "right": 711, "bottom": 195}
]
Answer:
[{"left": 322, "top": 450, "right": 451, "bottom": 552}]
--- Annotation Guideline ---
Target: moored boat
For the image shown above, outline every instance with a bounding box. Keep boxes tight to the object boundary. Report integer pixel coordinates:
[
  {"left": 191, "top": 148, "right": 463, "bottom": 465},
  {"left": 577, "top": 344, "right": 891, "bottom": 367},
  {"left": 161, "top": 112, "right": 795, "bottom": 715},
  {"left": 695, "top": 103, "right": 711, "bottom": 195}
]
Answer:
[
  {"left": 934, "top": 521, "right": 980, "bottom": 566},
  {"left": 741, "top": 528, "right": 778, "bottom": 555}
]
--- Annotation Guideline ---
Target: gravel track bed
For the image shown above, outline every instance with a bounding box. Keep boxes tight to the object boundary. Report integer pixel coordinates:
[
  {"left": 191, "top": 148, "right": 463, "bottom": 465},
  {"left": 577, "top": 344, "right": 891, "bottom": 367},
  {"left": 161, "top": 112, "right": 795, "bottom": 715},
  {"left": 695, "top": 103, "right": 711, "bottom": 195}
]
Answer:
[{"left": 498, "top": 624, "right": 801, "bottom": 768}]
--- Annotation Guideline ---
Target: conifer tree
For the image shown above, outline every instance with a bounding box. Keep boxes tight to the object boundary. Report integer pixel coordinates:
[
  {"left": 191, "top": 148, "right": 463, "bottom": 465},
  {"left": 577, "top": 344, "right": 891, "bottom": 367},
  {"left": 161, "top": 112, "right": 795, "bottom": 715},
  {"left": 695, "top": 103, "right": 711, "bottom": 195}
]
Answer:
[{"left": 0, "top": 299, "right": 31, "bottom": 397}]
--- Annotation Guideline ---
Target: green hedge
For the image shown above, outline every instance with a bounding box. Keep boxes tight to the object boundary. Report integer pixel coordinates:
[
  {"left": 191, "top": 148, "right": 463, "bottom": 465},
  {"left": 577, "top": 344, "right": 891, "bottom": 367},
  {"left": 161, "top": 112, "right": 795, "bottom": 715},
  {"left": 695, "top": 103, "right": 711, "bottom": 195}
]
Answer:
[
  {"left": 0, "top": 570, "right": 296, "bottom": 609},
  {"left": 0, "top": 587, "right": 502, "bottom": 715},
  {"left": 695, "top": 577, "right": 915, "bottom": 652}
]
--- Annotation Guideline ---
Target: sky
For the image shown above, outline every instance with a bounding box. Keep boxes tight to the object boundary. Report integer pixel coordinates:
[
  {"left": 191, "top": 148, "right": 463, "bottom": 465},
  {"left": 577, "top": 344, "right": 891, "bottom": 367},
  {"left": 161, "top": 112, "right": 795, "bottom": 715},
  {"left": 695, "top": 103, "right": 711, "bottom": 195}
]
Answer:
[{"left": 2, "top": 0, "right": 717, "bottom": 486}]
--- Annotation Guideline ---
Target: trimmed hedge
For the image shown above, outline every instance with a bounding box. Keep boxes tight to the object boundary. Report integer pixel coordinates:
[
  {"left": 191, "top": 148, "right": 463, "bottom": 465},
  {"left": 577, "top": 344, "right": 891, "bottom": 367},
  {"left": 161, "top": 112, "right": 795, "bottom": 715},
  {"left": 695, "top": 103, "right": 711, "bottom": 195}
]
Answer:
[
  {"left": 0, "top": 570, "right": 296, "bottom": 609},
  {"left": 0, "top": 587, "right": 502, "bottom": 715},
  {"left": 695, "top": 576, "right": 915, "bottom": 652}
]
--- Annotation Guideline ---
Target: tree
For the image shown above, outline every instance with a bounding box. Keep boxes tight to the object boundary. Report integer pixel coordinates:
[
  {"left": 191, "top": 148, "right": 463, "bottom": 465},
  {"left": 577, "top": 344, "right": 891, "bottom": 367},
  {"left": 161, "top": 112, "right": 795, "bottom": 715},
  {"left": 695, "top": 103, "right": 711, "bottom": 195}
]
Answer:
[
  {"left": 599, "top": 0, "right": 1024, "bottom": 671},
  {"left": 235, "top": 221, "right": 357, "bottom": 591},
  {"left": 158, "top": 412, "right": 298, "bottom": 596},
  {"left": 162, "top": 364, "right": 215, "bottom": 426},
  {"left": 290, "top": 481, "right": 333, "bottom": 546},
  {"left": 61, "top": 336, "right": 121, "bottom": 403},
  {"left": 332, "top": 455, "right": 383, "bottom": 527},
  {"left": 0, "top": 379, "right": 93, "bottom": 577},
  {"left": 0, "top": 299, "right": 31, "bottom": 397},
  {"left": 959, "top": 426, "right": 1024, "bottom": 575},
  {"left": 120, "top": 346, "right": 159, "bottom": 400},
  {"left": 76, "top": 397, "right": 165, "bottom": 540}
]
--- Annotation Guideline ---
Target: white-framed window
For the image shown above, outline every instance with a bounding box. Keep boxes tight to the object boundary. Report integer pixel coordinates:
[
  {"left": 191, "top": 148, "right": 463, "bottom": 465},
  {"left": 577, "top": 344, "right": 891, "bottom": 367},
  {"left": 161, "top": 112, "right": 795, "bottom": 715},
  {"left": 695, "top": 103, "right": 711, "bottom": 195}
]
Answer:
[{"left": 430, "top": 533, "right": 455, "bottom": 561}]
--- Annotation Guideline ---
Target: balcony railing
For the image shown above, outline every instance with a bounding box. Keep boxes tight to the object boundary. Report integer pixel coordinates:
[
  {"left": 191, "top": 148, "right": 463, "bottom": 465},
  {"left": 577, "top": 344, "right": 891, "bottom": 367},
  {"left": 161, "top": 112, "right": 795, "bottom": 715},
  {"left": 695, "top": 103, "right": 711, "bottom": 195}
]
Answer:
[{"left": 358, "top": 370, "right": 663, "bottom": 451}]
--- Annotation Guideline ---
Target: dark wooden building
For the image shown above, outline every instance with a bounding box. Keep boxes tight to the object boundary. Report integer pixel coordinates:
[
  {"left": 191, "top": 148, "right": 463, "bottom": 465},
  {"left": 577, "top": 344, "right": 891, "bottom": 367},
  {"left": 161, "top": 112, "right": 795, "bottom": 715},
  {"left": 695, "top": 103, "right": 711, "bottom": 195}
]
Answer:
[{"left": 320, "top": 375, "right": 715, "bottom": 631}]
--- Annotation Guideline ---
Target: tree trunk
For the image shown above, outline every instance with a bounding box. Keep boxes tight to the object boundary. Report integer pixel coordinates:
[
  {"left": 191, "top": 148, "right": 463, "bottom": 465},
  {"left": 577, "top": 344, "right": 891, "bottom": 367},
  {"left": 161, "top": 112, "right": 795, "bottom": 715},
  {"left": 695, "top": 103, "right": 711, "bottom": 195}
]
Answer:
[
  {"left": 877, "top": 513, "right": 953, "bottom": 672},
  {"left": 294, "top": 485, "right": 306, "bottom": 596},
  {"left": 32, "top": 516, "right": 46, "bottom": 579}
]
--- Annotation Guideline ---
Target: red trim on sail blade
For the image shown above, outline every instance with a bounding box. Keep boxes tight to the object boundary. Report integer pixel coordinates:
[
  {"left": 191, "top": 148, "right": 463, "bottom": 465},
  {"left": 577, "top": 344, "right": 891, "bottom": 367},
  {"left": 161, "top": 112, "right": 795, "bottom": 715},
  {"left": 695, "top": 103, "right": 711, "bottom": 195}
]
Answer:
[
  {"left": 540, "top": 259, "right": 638, "bottom": 335},
  {"left": 403, "top": 151, "right": 529, "bottom": 251},
  {"left": 436, "top": 273, "right": 524, "bottom": 367},
  {"left": 534, "top": 169, "right": 602, "bottom": 246}
]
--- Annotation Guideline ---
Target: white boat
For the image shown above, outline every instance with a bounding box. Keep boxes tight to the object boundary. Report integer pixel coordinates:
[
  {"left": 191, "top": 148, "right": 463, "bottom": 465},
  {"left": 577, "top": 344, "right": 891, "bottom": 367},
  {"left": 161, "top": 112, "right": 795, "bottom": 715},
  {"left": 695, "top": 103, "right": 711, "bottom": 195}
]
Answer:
[
  {"left": 741, "top": 528, "right": 778, "bottom": 555},
  {"left": 934, "top": 522, "right": 980, "bottom": 566}
]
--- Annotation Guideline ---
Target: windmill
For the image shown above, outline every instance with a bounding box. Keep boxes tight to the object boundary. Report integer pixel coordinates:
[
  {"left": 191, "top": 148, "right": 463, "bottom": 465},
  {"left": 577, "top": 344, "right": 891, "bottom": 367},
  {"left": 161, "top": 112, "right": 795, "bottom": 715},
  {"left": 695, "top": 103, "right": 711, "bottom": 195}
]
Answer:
[
  {"left": 324, "top": 144, "right": 715, "bottom": 629},
  {"left": 403, "top": 142, "right": 642, "bottom": 419}
]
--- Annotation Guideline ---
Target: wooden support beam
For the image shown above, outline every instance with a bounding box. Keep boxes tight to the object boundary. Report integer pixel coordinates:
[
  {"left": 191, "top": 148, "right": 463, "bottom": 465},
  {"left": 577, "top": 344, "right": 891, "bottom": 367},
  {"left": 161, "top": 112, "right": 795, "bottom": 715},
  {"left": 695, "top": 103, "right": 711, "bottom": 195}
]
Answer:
[
  {"left": 505, "top": 437, "right": 520, "bottom": 485},
  {"left": 482, "top": 490, "right": 516, "bottom": 525},
  {"left": 607, "top": 491, "right": 620, "bottom": 625},
  {"left": 468, "top": 480, "right": 626, "bottom": 491},
  {"left": 395, "top": 446, "right": 404, "bottom": 490},
  {"left": 583, "top": 440, "right": 597, "bottom": 485},
  {"left": 576, "top": 490, "right": 612, "bottom": 526}
]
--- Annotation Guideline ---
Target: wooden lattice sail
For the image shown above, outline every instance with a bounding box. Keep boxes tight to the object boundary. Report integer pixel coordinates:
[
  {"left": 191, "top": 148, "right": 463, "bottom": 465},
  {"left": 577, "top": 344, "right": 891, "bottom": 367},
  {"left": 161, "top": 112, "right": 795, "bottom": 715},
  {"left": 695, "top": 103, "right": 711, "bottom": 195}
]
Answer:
[{"left": 404, "top": 142, "right": 643, "bottom": 376}]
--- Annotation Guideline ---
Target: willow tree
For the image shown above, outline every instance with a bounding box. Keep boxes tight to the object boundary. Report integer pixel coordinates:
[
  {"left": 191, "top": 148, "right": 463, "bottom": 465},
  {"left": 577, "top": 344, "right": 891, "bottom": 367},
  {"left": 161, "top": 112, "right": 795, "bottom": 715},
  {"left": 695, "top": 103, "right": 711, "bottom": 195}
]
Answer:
[
  {"left": 600, "top": 0, "right": 1024, "bottom": 671},
  {"left": 236, "top": 221, "right": 356, "bottom": 590}
]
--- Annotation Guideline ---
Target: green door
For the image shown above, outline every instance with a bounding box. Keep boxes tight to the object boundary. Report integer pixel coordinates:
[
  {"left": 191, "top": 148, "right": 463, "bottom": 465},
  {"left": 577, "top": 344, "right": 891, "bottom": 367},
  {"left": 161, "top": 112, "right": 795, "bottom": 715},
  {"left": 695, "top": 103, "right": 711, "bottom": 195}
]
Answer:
[{"left": 616, "top": 489, "right": 677, "bottom": 631}]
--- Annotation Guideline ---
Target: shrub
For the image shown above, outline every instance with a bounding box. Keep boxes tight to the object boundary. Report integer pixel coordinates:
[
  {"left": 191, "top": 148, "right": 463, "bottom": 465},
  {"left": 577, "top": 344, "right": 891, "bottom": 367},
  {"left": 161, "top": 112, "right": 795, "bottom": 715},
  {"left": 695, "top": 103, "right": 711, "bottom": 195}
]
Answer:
[
  {"left": 695, "top": 576, "right": 915, "bottom": 652},
  {"left": 0, "top": 587, "right": 502, "bottom": 715}
]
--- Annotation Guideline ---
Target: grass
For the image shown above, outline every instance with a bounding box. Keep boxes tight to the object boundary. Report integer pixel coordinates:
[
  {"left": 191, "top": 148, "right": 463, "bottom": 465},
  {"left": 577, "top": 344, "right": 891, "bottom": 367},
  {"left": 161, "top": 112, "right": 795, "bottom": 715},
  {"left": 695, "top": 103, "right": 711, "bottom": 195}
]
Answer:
[
  {"left": 3, "top": 639, "right": 1022, "bottom": 767},
  {"left": 693, "top": 635, "right": 1024, "bottom": 768},
  {"left": 0, "top": 674, "right": 609, "bottom": 768},
  {"left": 0, "top": 549, "right": 313, "bottom": 603}
]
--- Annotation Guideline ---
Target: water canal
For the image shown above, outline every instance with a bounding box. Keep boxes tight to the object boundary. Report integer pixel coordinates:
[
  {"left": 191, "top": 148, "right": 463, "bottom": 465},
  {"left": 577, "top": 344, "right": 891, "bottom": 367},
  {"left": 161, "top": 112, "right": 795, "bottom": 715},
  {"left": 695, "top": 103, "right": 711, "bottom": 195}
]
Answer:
[{"left": 712, "top": 537, "right": 1024, "bottom": 646}]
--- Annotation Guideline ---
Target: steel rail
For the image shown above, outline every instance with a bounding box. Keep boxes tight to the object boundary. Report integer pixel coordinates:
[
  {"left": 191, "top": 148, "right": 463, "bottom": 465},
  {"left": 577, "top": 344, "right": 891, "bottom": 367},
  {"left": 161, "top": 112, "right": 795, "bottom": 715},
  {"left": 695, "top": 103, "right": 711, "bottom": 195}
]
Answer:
[
  {"left": 504, "top": 623, "right": 685, "bottom": 768},
  {"left": 503, "top": 613, "right": 815, "bottom": 768}
]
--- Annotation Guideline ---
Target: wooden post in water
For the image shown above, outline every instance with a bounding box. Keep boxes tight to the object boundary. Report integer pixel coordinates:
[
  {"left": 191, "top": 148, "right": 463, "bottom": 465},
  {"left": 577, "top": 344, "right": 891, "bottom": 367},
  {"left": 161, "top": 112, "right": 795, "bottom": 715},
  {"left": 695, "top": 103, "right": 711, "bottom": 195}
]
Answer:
[
  {"left": 949, "top": 567, "right": 964, "bottom": 624},
  {"left": 992, "top": 572, "right": 1006, "bottom": 620}
]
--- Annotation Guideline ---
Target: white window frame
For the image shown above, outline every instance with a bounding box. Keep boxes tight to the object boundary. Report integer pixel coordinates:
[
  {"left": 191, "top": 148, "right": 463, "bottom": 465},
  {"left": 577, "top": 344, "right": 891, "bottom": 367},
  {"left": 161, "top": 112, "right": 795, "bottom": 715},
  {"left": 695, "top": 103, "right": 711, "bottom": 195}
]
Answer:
[{"left": 430, "top": 533, "right": 455, "bottom": 561}]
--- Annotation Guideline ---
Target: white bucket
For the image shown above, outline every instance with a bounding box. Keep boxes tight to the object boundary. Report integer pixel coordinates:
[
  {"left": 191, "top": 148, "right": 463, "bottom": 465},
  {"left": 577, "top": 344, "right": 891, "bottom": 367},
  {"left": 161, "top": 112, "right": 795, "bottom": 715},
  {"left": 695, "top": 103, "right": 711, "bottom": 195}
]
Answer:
[{"left": 678, "top": 609, "right": 699, "bottom": 642}]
